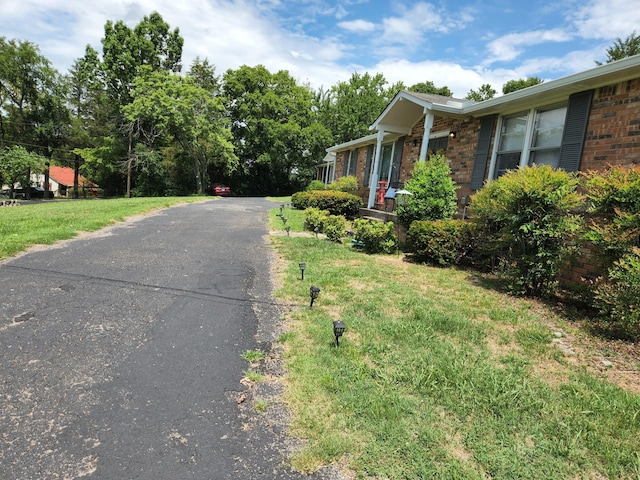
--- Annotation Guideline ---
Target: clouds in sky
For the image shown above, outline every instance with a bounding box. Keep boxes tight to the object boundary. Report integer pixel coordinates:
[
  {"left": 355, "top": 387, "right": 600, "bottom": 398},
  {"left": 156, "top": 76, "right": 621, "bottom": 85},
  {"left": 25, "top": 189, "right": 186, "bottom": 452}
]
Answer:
[{"left": 1, "top": 0, "right": 639, "bottom": 97}]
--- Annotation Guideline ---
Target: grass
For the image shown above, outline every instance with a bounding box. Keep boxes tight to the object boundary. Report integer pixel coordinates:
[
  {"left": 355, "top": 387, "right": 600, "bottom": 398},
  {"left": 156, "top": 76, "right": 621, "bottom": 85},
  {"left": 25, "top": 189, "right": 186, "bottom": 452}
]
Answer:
[
  {"left": 0, "top": 197, "right": 206, "bottom": 260},
  {"left": 270, "top": 203, "right": 640, "bottom": 479},
  {"left": 241, "top": 349, "right": 265, "bottom": 363}
]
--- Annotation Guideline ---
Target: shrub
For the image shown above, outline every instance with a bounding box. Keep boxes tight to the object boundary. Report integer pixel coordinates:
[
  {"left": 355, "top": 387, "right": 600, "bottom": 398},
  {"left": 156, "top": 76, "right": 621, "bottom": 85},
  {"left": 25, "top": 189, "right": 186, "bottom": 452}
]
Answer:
[
  {"left": 303, "top": 207, "right": 329, "bottom": 232},
  {"left": 593, "top": 248, "right": 640, "bottom": 340},
  {"left": 470, "top": 164, "right": 583, "bottom": 297},
  {"left": 323, "top": 215, "right": 347, "bottom": 243},
  {"left": 292, "top": 190, "right": 362, "bottom": 218},
  {"left": 408, "top": 219, "right": 475, "bottom": 266},
  {"left": 306, "top": 180, "right": 326, "bottom": 191},
  {"left": 327, "top": 176, "right": 358, "bottom": 194},
  {"left": 396, "top": 154, "right": 458, "bottom": 228},
  {"left": 352, "top": 219, "right": 398, "bottom": 254},
  {"left": 583, "top": 165, "right": 640, "bottom": 268}
]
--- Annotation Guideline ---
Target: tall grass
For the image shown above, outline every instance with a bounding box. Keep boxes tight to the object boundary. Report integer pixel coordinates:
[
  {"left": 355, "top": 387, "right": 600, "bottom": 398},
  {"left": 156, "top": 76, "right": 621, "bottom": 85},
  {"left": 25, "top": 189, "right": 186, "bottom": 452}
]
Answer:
[
  {"left": 0, "top": 197, "right": 203, "bottom": 259},
  {"left": 271, "top": 206, "right": 640, "bottom": 479}
]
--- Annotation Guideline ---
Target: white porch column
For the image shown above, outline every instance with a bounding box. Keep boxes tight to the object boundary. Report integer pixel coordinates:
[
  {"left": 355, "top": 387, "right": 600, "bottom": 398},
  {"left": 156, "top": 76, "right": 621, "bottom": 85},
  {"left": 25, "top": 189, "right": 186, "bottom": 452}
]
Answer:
[
  {"left": 418, "top": 112, "right": 434, "bottom": 162},
  {"left": 367, "top": 129, "right": 385, "bottom": 208}
]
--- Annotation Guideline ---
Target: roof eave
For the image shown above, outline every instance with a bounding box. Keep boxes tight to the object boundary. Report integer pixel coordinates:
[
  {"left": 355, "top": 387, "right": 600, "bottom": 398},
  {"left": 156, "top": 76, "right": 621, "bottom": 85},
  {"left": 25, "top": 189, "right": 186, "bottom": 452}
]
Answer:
[{"left": 463, "top": 54, "right": 640, "bottom": 116}]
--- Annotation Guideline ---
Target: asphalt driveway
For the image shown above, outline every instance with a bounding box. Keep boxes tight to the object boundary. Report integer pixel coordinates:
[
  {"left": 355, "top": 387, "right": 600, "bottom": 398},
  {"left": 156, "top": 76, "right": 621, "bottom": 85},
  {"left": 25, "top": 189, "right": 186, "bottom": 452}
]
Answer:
[{"left": 0, "top": 198, "right": 339, "bottom": 479}]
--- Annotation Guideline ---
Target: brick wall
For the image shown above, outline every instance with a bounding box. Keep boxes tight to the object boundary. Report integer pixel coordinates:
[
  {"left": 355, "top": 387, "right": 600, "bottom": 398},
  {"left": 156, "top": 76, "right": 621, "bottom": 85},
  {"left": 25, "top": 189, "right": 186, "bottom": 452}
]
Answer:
[{"left": 581, "top": 79, "right": 640, "bottom": 171}]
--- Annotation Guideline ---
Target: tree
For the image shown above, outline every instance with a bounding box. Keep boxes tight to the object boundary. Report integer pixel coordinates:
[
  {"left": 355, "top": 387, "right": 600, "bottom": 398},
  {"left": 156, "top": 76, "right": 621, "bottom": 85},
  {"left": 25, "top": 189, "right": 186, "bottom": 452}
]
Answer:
[
  {"left": 223, "top": 65, "right": 331, "bottom": 195},
  {"left": 101, "top": 11, "right": 183, "bottom": 106},
  {"left": 0, "top": 146, "right": 45, "bottom": 197},
  {"left": 408, "top": 81, "right": 452, "bottom": 97},
  {"left": 187, "top": 57, "right": 221, "bottom": 94},
  {"left": 315, "top": 72, "right": 405, "bottom": 144},
  {"left": 0, "top": 38, "right": 53, "bottom": 146},
  {"left": 502, "top": 77, "right": 543, "bottom": 94},
  {"left": 597, "top": 31, "right": 640, "bottom": 64},
  {"left": 466, "top": 83, "right": 497, "bottom": 102},
  {"left": 123, "top": 68, "right": 237, "bottom": 195},
  {"left": 98, "top": 12, "right": 184, "bottom": 195}
]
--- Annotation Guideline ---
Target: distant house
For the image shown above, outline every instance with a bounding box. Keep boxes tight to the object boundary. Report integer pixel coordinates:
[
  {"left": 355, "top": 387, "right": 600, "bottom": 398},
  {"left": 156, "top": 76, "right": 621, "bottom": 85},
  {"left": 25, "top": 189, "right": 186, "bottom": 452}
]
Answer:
[
  {"left": 36, "top": 166, "right": 98, "bottom": 197},
  {"left": 325, "top": 54, "right": 640, "bottom": 213}
]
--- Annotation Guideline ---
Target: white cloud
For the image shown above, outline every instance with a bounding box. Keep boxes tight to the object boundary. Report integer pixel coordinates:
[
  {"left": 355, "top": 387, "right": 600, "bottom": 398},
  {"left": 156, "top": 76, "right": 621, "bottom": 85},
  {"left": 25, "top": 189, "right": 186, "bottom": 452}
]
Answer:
[
  {"left": 572, "top": 0, "right": 640, "bottom": 40},
  {"left": 370, "top": 58, "right": 488, "bottom": 98},
  {"left": 337, "top": 19, "right": 376, "bottom": 33},
  {"left": 484, "top": 28, "right": 573, "bottom": 64}
]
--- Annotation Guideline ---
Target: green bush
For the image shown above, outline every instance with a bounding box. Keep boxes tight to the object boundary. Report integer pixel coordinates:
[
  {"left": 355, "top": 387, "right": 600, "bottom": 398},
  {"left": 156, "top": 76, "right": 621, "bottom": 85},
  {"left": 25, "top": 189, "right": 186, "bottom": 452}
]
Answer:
[
  {"left": 323, "top": 215, "right": 348, "bottom": 243},
  {"left": 583, "top": 165, "right": 640, "bottom": 268},
  {"left": 352, "top": 219, "right": 398, "bottom": 254},
  {"left": 292, "top": 190, "right": 362, "bottom": 218},
  {"left": 303, "top": 207, "right": 329, "bottom": 232},
  {"left": 408, "top": 219, "right": 475, "bottom": 266},
  {"left": 306, "top": 180, "right": 326, "bottom": 191},
  {"left": 593, "top": 248, "right": 640, "bottom": 340},
  {"left": 396, "top": 154, "right": 458, "bottom": 228},
  {"left": 470, "top": 164, "right": 583, "bottom": 297},
  {"left": 327, "top": 176, "right": 358, "bottom": 194}
]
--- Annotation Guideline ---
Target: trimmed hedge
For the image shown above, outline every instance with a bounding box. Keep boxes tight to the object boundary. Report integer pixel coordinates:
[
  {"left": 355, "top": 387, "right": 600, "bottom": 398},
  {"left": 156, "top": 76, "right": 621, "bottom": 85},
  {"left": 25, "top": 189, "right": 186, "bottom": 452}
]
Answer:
[
  {"left": 352, "top": 219, "right": 398, "bottom": 254},
  {"left": 408, "top": 219, "right": 475, "bottom": 266},
  {"left": 292, "top": 190, "right": 363, "bottom": 218}
]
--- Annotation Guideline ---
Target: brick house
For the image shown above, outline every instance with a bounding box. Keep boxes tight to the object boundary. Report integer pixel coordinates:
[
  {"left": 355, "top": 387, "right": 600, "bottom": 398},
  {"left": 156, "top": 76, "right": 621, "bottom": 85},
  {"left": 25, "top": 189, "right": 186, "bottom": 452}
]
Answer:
[{"left": 325, "top": 54, "right": 640, "bottom": 214}]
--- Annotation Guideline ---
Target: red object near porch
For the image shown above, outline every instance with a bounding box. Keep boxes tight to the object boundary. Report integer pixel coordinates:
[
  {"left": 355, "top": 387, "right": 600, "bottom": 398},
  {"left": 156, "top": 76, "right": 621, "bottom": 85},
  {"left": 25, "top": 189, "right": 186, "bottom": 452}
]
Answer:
[{"left": 376, "top": 181, "right": 388, "bottom": 205}]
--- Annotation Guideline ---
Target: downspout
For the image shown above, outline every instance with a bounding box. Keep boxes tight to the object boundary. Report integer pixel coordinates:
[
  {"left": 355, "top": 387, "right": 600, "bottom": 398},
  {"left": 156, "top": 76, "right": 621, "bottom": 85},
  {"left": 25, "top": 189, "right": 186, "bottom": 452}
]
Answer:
[
  {"left": 419, "top": 112, "right": 434, "bottom": 162},
  {"left": 367, "top": 130, "right": 385, "bottom": 208}
]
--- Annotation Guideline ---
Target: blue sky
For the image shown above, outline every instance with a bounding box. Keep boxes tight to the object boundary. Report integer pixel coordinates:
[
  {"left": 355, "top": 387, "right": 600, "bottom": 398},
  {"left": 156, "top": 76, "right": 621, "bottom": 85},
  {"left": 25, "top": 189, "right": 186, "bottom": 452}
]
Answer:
[{"left": 1, "top": 0, "right": 639, "bottom": 97}]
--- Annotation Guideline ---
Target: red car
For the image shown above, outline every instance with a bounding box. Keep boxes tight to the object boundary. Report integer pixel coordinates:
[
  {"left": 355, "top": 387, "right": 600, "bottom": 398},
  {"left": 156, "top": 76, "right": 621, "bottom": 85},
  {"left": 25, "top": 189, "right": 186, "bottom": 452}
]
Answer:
[{"left": 206, "top": 184, "right": 231, "bottom": 196}]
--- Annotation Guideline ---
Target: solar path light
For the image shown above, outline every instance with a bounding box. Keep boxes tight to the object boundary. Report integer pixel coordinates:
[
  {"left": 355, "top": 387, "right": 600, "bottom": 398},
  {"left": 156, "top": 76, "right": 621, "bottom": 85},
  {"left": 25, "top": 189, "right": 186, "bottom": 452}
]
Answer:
[
  {"left": 299, "top": 262, "right": 306, "bottom": 280},
  {"left": 309, "top": 285, "right": 320, "bottom": 308},
  {"left": 333, "top": 320, "right": 346, "bottom": 347}
]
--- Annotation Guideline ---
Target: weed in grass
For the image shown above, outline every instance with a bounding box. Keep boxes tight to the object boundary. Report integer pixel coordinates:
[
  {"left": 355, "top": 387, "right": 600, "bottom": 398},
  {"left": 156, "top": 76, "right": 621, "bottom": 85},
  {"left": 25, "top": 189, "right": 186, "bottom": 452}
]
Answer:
[
  {"left": 254, "top": 399, "right": 268, "bottom": 413},
  {"left": 277, "top": 332, "right": 295, "bottom": 343},
  {"left": 241, "top": 350, "right": 264, "bottom": 363},
  {"left": 243, "top": 370, "right": 264, "bottom": 383}
]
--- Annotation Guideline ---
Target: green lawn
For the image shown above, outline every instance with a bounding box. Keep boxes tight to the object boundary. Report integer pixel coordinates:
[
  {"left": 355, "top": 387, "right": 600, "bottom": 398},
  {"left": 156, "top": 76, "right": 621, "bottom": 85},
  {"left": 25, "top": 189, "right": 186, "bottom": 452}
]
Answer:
[
  {"left": 0, "top": 197, "right": 206, "bottom": 259},
  {"left": 269, "top": 205, "right": 640, "bottom": 479}
]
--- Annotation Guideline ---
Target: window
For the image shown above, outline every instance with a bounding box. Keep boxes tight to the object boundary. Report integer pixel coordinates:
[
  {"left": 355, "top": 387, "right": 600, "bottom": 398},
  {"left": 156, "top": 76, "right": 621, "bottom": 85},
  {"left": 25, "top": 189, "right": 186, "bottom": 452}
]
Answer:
[
  {"left": 348, "top": 149, "right": 358, "bottom": 176},
  {"left": 494, "top": 112, "right": 527, "bottom": 178},
  {"left": 528, "top": 106, "right": 567, "bottom": 167},
  {"left": 491, "top": 104, "right": 567, "bottom": 179},
  {"left": 378, "top": 143, "right": 394, "bottom": 182}
]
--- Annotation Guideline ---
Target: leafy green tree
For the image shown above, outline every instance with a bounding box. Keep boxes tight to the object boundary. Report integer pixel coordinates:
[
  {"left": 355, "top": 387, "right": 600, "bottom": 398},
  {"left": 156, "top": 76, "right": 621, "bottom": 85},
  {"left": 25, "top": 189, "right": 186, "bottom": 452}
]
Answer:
[
  {"left": 123, "top": 68, "right": 237, "bottom": 194},
  {"left": 187, "top": 57, "right": 221, "bottom": 94},
  {"left": 0, "top": 38, "right": 54, "bottom": 146},
  {"left": 502, "top": 77, "right": 543, "bottom": 94},
  {"left": 408, "top": 81, "right": 452, "bottom": 97},
  {"left": 396, "top": 154, "right": 458, "bottom": 228},
  {"left": 597, "top": 32, "right": 640, "bottom": 64},
  {"left": 101, "top": 11, "right": 183, "bottom": 106},
  {"left": 223, "top": 65, "right": 330, "bottom": 194},
  {"left": 0, "top": 146, "right": 45, "bottom": 197},
  {"left": 97, "top": 12, "right": 184, "bottom": 195},
  {"left": 67, "top": 45, "right": 120, "bottom": 195},
  {"left": 466, "top": 83, "right": 497, "bottom": 102},
  {"left": 315, "top": 72, "right": 405, "bottom": 144}
]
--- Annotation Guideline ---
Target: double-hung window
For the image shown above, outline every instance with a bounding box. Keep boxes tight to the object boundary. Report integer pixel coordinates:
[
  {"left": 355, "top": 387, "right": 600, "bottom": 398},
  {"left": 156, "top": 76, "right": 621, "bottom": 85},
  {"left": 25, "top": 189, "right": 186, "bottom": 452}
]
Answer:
[{"left": 491, "top": 104, "right": 567, "bottom": 179}]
